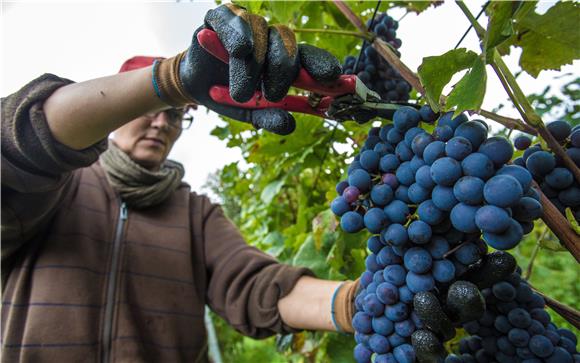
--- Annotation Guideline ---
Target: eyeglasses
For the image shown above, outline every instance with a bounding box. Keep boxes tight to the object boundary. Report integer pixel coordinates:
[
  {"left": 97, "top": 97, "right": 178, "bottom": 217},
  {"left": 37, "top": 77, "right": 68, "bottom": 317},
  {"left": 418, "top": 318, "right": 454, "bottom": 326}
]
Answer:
[{"left": 144, "top": 107, "right": 194, "bottom": 130}]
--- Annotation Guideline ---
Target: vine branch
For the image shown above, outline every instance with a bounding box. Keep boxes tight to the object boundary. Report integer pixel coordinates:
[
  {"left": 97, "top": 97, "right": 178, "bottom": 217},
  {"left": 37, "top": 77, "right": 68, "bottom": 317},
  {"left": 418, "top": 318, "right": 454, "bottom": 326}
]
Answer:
[
  {"left": 531, "top": 286, "right": 580, "bottom": 330},
  {"left": 532, "top": 183, "right": 580, "bottom": 263}
]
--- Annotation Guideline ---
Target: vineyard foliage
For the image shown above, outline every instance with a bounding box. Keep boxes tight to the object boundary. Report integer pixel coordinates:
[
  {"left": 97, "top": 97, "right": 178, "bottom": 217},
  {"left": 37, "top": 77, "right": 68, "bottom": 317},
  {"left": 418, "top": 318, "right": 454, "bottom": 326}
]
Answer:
[{"left": 204, "top": 1, "right": 580, "bottom": 362}]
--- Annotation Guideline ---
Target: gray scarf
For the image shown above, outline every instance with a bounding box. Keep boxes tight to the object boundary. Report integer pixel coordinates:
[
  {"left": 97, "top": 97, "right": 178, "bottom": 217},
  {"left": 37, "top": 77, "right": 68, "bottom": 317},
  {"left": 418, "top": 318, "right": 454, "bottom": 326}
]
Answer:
[{"left": 99, "top": 141, "right": 185, "bottom": 209}]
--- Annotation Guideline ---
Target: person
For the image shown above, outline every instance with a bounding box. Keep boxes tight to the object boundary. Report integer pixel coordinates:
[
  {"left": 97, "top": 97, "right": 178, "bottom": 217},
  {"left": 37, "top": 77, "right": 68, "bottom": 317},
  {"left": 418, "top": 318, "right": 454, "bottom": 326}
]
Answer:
[{"left": 1, "top": 4, "right": 359, "bottom": 362}]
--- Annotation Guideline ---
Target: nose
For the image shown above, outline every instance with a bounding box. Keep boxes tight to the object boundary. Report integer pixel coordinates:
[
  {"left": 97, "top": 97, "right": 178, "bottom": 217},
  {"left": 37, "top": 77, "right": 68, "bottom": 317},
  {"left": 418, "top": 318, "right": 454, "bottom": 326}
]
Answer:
[{"left": 150, "top": 111, "right": 171, "bottom": 130}]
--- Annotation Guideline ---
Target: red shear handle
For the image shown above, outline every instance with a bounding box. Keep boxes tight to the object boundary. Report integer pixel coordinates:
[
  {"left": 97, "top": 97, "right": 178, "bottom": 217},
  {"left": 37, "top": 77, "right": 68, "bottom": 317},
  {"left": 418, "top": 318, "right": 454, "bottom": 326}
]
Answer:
[
  {"left": 197, "top": 28, "right": 356, "bottom": 97},
  {"left": 209, "top": 85, "right": 332, "bottom": 117}
]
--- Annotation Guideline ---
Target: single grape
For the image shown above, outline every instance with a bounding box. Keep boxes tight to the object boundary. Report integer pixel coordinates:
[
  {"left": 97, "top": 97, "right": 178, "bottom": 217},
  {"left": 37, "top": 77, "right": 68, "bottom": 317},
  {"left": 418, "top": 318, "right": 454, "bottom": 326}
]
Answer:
[
  {"left": 331, "top": 196, "right": 351, "bottom": 216},
  {"left": 360, "top": 150, "right": 380, "bottom": 171},
  {"left": 364, "top": 208, "right": 389, "bottom": 233},
  {"left": 453, "top": 176, "right": 485, "bottom": 205},
  {"left": 349, "top": 169, "right": 372, "bottom": 193},
  {"left": 483, "top": 219, "right": 524, "bottom": 250},
  {"left": 369, "top": 334, "right": 391, "bottom": 354},
  {"left": 406, "top": 271, "right": 435, "bottom": 293},
  {"left": 483, "top": 175, "right": 524, "bottom": 208},
  {"left": 372, "top": 315, "right": 395, "bottom": 336},
  {"left": 353, "top": 343, "right": 373, "bottom": 363},
  {"left": 514, "top": 135, "right": 532, "bottom": 150},
  {"left": 417, "top": 199, "right": 446, "bottom": 225},
  {"left": 526, "top": 150, "right": 556, "bottom": 177},
  {"left": 380, "top": 154, "right": 400, "bottom": 173},
  {"left": 408, "top": 183, "right": 431, "bottom": 204},
  {"left": 371, "top": 184, "right": 394, "bottom": 207},
  {"left": 432, "top": 259, "right": 455, "bottom": 283},
  {"left": 341, "top": 211, "right": 364, "bottom": 233},
  {"left": 383, "top": 264, "right": 407, "bottom": 286},
  {"left": 404, "top": 247, "right": 433, "bottom": 273},
  {"left": 450, "top": 203, "right": 479, "bottom": 233},
  {"left": 446, "top": 136, "right": 473, "bottom": 161},
  {"left": 546, "top": 120, "right": 572, "bottom": 142},
  {"left": 462, "top": 152, "right": 495, "bottom": 180},
  {"left": 438, "top": 111, "right": 468, "bottom": 131},
  {"left": 423, "top": 140, "right": 446, "bottom": 165},
  {"left": 454, "top": 120, "right": 488, "bottom": 150},
  {"left": 478, "top": 136, "right": 514, "bottom": 167},
  {"left": 475, "top": 205, "right": 511, "bottom": 233},
  {"left": 433, "top": 125, "right": 454, "bottom": 142},
  {"left": 376, "top": 282, "right": 399, "bottom": 305},
  {"left": 432, "top": 185, "right": 459, "bottom": 211},
  {"left": 545, "top": 167, "right": 574, "bottom": 190},
  {"left": 431, "top": 157, "right": 462, "bottom": 186},
  {"left": 382, "top": 223, "right": 408, "bottom": 246},
  {"left": 407, "top": 220, "right": 432, "bottom": 244},
  {"left": 454, "top": 241, "right": 481, "bottom": 265}
]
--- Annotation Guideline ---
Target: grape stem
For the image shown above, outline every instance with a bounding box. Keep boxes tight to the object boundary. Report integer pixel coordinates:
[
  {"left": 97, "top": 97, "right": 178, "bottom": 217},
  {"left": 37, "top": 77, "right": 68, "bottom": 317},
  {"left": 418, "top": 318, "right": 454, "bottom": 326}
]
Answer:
[
  {"left": 293, "top": 28, "right": 372, "bottom": 41},
  {"left": 530, "top": 286, "right": 580, "bottom": 330},
  {"left": 523, "top": 229, "right": 546, "bottom": 280},
  {"left": 532, "top": 182, "right": 580, "bottom": 263},
  {"left": 475, "top": 110, "right": 537, "bottom": 135},
  {"left": 456, "top": 1, "right": 580, "bottom": 183}
]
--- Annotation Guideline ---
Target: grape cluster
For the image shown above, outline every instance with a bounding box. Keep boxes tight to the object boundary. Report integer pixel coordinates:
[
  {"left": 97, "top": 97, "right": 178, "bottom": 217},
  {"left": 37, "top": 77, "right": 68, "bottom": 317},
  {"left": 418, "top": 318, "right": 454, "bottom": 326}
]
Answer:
[
  {"left": 447, "top": 266, "right": 579, "bottom": 363},
  {"left": 330, "top": 106, "right": 547, "bottom": 362},
  {"left": 342, "top": 13, "right": 411, "bottom": 102},
  {"left": 513, "top": 121, "right": 580, "bottom": 222}
]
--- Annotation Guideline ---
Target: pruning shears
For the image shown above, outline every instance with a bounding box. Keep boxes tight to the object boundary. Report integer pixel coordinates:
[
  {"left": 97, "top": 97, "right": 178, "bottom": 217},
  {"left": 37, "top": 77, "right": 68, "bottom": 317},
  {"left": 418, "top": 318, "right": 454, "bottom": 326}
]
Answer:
[{"left": 197, "top": 29, "right": 416, "bottom": 123}]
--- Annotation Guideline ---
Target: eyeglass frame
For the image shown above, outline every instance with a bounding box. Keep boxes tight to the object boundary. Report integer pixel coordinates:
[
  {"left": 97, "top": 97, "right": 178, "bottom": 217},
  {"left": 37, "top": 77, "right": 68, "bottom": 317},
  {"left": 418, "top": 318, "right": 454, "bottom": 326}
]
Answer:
[{"left": 143, "top": 106, "right": 194, "bottom": 130}]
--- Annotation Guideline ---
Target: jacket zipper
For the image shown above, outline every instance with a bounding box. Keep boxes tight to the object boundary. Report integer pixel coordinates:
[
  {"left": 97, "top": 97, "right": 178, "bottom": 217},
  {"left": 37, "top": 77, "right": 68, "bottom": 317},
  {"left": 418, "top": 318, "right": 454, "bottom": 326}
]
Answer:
[{"left": 102, "top": 202, "right": 127, "bottom": 363}]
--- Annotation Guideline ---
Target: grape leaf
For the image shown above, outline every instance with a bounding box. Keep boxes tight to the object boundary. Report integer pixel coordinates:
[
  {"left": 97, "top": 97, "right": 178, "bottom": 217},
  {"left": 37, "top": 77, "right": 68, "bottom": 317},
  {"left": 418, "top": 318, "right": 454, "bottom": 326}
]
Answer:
[
  {"left": 512, "top": 2, "right": 580, "bottom": 78},
  {"left": 260, "top": 179, "right": 285, "bottom": 204},
  {"left": 446, "top": 56, "right": 487, "bottom": 117},
  {"left": 392, "top": 1, "right": 442, "bottom": 14},
  {"left": 292, "top": 235, "right": 329, "bottom": 278},
  {"left": 484, "top": 1, "right": 519, "bottom": 55},
  {"left": 417, "top": 48, "right": 479, "bottom": 112}
]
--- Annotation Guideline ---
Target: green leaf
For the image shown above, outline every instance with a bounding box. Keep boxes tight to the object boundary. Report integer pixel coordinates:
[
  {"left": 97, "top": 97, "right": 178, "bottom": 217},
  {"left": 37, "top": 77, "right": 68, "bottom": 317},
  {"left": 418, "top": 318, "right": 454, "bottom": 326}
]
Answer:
[
  {"left": 260, "top": 179, "right": 285, "bottom": 204},
  {"left": 417, "top": 48, "right": 479, "bottom": 112},
  {"left": 565, "top": 208, "right": 580, "bottom": 235},
  {"left": 446, "top": 56, "right": 487, "bottom": 116},
  {"left": 292, "top": 235, "right": 328, "bottom": 278},
  {"left": 484, "top": 1, "right": 518, "bottom": 54},
  {"left": 391, "top": 1, "right": 441, "bottom": 14},
  {"left": 267, "top": 0, "right": 303, "bottom": 23},
  {"left": 324, "top": 333, "right": 357, "bottom": 362},
  {"left": 512, "top": 2, "right": 580, "bottom": 78},
  {"left": 539, "top": 237, "right": 568, "bottom": 252}
]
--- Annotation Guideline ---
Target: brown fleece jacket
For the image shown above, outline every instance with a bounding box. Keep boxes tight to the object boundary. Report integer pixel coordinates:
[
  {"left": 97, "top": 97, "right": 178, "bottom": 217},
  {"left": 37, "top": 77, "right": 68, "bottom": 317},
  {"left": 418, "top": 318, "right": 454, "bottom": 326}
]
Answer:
[{"left": 1, "top": 74, "right": 314, "bottom": 362}]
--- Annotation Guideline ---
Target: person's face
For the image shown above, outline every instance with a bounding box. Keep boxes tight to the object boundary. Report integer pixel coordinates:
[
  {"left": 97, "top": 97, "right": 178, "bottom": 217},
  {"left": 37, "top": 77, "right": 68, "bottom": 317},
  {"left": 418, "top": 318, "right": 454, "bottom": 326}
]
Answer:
[{"left": 112, "top": 109, "right": 184, "bottom": 170}]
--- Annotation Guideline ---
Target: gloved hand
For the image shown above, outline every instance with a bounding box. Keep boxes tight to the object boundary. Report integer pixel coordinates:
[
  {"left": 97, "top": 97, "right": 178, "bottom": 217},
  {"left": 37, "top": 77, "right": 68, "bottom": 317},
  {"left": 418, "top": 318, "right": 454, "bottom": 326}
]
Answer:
[{"left": 153, "top": 4, "right": 341, "bottom": 135}]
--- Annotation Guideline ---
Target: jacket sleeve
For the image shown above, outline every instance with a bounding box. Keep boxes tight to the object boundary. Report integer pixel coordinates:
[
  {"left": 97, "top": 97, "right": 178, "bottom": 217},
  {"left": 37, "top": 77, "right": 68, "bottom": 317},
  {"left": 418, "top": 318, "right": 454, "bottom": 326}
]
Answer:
[
  {"left": 200, "top": 197, "right": 315, "bottom": 339},
  {"left": 1, "top": 74, "right": 108, "bottom": 266}
]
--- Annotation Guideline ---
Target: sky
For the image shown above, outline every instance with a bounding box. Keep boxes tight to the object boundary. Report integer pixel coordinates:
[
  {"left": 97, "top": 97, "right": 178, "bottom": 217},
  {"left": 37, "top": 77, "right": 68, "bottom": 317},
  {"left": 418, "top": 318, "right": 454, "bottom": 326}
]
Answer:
[{"left": 2, "top": 1, "right": 577, "bottom": 200}]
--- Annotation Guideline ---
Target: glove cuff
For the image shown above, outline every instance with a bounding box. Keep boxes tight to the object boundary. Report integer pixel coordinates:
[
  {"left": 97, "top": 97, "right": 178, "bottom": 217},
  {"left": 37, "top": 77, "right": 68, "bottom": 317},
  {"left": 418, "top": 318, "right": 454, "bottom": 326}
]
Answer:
[
  {"left": 153, "top": 51, "right": 196, "bottom": 107},
  {"left": 332, "top": 278, "right": 360, "bottom": 334}
]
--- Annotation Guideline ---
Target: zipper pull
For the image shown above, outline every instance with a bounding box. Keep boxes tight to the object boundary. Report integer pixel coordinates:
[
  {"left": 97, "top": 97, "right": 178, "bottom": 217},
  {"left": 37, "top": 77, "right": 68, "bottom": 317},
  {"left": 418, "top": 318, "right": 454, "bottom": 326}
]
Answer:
[{"left": 120, "top": 202, "right": 128, "bottom": 220}]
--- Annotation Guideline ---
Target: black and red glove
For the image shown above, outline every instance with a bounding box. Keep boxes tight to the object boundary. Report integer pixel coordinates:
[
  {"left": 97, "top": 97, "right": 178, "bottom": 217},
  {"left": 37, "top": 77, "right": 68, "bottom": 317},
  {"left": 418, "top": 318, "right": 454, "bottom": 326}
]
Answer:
[{"left": 153, "top": 4, "right": 341, "bottom": 135}]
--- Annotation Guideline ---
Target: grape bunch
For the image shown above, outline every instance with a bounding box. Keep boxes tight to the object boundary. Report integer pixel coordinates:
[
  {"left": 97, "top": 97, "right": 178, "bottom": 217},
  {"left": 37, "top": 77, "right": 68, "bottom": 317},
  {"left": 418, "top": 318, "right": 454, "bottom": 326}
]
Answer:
[
  {"left": 513, "top": 121, "right": 580, "bottom": 222},
  {"left": 342, "top": 13, "right": 411, "bottom": 102},
  {"left": 330, "top": 105, "right": 547, "bottom": 362},
  {"left": 447, "top": 265, "right": 579, "bottom": 363}
]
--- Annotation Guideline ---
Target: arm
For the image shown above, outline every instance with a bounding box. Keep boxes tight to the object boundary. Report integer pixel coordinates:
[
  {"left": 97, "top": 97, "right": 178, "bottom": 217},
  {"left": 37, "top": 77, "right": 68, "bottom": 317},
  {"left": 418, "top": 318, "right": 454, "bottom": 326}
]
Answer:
[
  {"left": 1, "top": 74, "right": 110, "bottom": 270},
  {"left": 277, "top": 276, "right": 340, "bottom": 331},
  {"left": 43, "top": 66, "right": 167, "bottom": 150}
]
